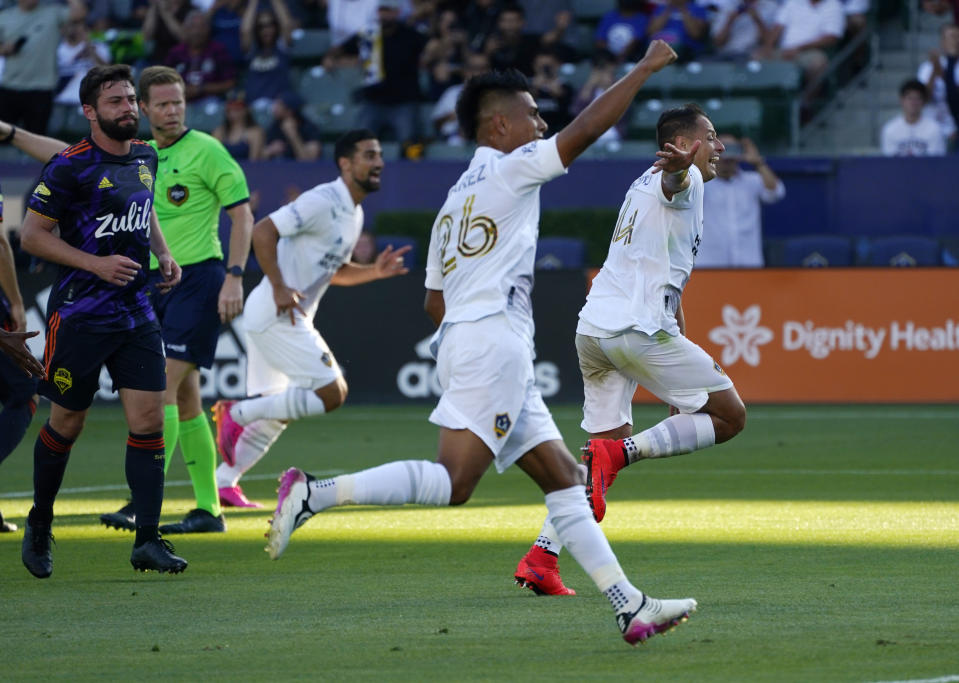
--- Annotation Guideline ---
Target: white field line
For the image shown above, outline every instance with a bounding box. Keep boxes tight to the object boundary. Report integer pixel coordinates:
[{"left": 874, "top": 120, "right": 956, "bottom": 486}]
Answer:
[
  {"left": 867, "top": 676, "right": 959, "bottom": 683},
  {"left": 0, "top": 469, "right": 344, "bottom": 500}
]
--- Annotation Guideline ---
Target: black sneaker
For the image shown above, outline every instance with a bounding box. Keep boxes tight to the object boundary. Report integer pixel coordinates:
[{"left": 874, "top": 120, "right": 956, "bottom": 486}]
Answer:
[
  {"left": 130, "top": 537, "right": 188, "bottom": 573},
  {"left": 22, "top": 516, "right": 55, "bottom": 579},
  {"left": 100, "top": 500, "right": 136, "bottom": 531},
  {"left": 158, "top": 508, "right": 226, "bottom": 534},
  {"left": 0, "top": 510, "right": 17, "bottom": 533}
]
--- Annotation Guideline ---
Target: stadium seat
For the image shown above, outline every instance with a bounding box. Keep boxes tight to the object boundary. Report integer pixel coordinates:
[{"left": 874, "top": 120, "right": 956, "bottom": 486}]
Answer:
[
  {"left": 702, "top": 97, "right": 762, "bottom": 137},
  {"left": 375, "top": 234, "right": 418, "bottom": 268},
  {"left": 559, "top": 59, "right": 593, "bottom": 91},
  {"left": 536, "top": 236, "right": 586, "bottom": 269},
  {"left": 426, "top": 143, "right": 474, "bottom": 161},
  {"left": 298, "top": 65, "right": 362, "bottom": 105},
  {"left": 302, "top": 101, "right": 362, "bottom": 140},
  {"left": 570, "top": 0, "right": 616, "bottom": 20},
  {"left": 580, "top": 139, "right": 659, "bottom": 159},
  {"left": 288, "top": 28, "right": 331, "bottom": 63},
  {"left": 670, "top": 61, "right": 736, "bottom": 97},
  {"left": 867, "top": 236, "right": 941, "bottom": 267},
  {"left": 729, "top": 60, "right": 802, "bottom": 95},
  {"left": 186, "top": 101, "right": 225, "bottom": 133},
  {"left": 782, "top": 235, "right": 853, "bottom": 267}
]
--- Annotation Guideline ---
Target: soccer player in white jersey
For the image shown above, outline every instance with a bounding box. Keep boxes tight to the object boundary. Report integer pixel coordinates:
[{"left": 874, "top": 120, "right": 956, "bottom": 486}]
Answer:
[
  {"left": 515, "top": 104, "right": 746, "bottom": 588},
  {"left": 209, "top": 130, "right": 410, "bottom": 499},
  {"left": 266, "top": 40, "right": 699, "bottom": 647}
]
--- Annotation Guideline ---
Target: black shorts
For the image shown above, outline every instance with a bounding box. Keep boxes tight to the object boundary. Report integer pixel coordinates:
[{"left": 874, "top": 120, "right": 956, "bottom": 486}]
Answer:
[
  {"left": 148, "top": 259, "right": 225, "bottom": 369},
  {"left": 40, "top": 315, "right": 165, "bottom": 411}
]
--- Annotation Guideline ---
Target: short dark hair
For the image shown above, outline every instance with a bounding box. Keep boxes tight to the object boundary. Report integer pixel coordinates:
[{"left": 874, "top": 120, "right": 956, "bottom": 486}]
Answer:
[
  {"left": 79, "top": 64, "right": 135, "bottom": 108},
  {"left": 900, "top": 79, "right": 927, "bottom": 100},
  {"left": 456, "top": 69, "right": 531, "bottom": 142},
  {"left": 334, "top": 129, "right": 378, "bottom": 167},
  {"left": 656, "top": 103, "right": 708, "bottom": 150}
]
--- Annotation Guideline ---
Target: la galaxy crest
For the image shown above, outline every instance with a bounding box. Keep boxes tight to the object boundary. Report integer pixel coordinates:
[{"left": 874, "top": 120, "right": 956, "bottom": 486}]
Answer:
[{"left": 494, "top": 413, "right": 511, "bottom": 438}]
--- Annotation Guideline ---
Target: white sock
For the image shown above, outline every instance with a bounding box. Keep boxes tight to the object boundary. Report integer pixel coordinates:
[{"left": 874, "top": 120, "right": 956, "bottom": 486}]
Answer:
[
  {"left": 624, "top": 413, "right": 715, "bottom": 464},
  {"left": 232, "top": 388, "right": 326, "bottom": 425},
  {"left": 545, "top": 486, "right": 643, "bottom": 610},
  {"left": 216, "top": 419, "right": 286, "bottom": 488},
  {"left": 309, "top": 460, "right": 452, "bottom": 509},
  {"left": 533, "top": 517, "right": 562, "bottom": 556}
]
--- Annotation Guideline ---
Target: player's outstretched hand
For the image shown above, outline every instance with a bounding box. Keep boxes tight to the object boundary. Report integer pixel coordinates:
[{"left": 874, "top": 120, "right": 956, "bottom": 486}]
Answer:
[
  {"left": 0, "top": 329, "right": 45, "bottom": 378},
  {"left": 94, "top": 254, "right": 141, "bottom": 286},
  {"left": 155, "top": 254, "right": 182, "bottom": 293},
  {"left": 373, "top": 244, "right": 412, "bottom": 280},
  {"left": 652, "top": 140, "right": 701, "bottom": 175},
  {"left": 273, "top": 284, "right": 306, "bottom": 325},
  {"left": 638, "top": 40, "right": 678, "bottom": 74}
]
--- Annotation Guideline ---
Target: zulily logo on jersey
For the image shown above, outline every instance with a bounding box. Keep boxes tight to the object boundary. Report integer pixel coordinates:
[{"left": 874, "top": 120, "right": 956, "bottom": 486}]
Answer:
[{"left": 94, "top": 198, "right": 152, "bottom": 239}]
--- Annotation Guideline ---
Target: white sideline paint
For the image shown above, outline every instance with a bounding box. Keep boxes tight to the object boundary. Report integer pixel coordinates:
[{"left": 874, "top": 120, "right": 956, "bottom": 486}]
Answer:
[
  {"left": 0, "top": 470, "right": 344, "bottom": 500},
  {"left": 867, "top": 676, "right": 959, "bottom": 683}
]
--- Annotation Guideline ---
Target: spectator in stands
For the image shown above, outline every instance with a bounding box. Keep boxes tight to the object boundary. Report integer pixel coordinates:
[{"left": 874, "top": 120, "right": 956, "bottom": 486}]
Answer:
[
  {"left": 484, "top": 4, "right": 541, "bottom": 76},
  {"left": 0, "top": 0, "right": 85, "bottom": 135},
  {"left": 241, "top": 0, "right": 295, "bottom": 111},
  {"left": 207, "top": 0, "right": 246, "bottom": 67},
  {"left": 286, "top": 0, "right": 325, "bottom": 28},
  {"left": 463, "top": 0, "right": 503, "bottom": 53},
  {"left": 330, "top": 0, "right": 427, "bottom": 151},
  {"left": 880, "top": 80, "right": 947, "bottom": 156},
  {"left": 430, "top": 51, "right": 490, "bottom": 144},
  {"left": 572, "top": 49, "right": 626, "bottom": 143},
  {"left": 166, "top": 10, "right": 238, "bottom": 103},
  {"left": 421, "top": 8, "right": 470, "bottom": 100},
  {"left": 756, "top": 0, "right": 845, "bottom": 90},
  {"left": 263, "top": 91, "right": 322, "bottom": 160},
  {"left": 518, "top": 0, "right": 577, "bottom": 62},
  {"left": 710, "top": 0, "right": 778, "bottom": 61},
  {"left": 918, "top": 23, "right": 959, "bottom": 147},
  {"left": 55, "top": 14, "right": 112, "bottom": 105},
  {"left": 841, "top": 0, "right": 869, "bottom": 37},
  {"left": 530, "top": 47, "right": 574, "bottom": 132},
  {"left": 213, "top": 93, "right": 267, "bottom": 160},
  {"left": 646, "top": 0, "right": 708, "bottom": 62},
  {"left": 595, "top": 0, "right": 650, "bottom": 63},
  {"left": 141, "top": 0, "right": 194, "bottom": 65},
  {"left": 698, "top": 135, "right": 785, "bottom": 268}
]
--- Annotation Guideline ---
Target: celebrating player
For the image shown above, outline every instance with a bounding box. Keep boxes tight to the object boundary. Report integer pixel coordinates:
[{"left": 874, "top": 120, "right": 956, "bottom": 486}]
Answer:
[
  {"left": 18, "top": 64, "right": 185, "bottom": 578},
  {"left": 210, "top": 129, "right": 410, "bottom": 500},
  {"left": 264, "top": 41, "right": 699, "bottom": 647},
  {"left": 515, "top": 103, "right": 746, "bottom": 591}
]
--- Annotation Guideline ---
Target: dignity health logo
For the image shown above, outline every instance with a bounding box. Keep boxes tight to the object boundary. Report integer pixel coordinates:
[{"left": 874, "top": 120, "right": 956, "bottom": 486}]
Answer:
[
  {"left": 708, "top": 305, "right": 959, "bottom": 365},
  {"left": 707, "top": 305, "right": 773, "bottom": 367}
]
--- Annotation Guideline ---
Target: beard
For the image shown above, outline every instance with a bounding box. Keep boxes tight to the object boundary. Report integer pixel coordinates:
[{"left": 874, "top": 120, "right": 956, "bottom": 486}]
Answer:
[
  {"left": 355, "top": 175, "right": 381, "bottom": 194},
  {"left": 98, "top": 112, "right": 139, "bottom": 141}
]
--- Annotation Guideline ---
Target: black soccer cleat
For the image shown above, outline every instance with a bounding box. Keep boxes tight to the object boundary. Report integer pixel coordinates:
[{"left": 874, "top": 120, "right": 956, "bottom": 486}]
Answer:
[
  {"left": 100, "top": 500, "right": 136, "bottom": 531},
  {"left": 158, "top": 508, "right": 226, "bottom": 534},
  {"left": 22, "top": 516, "right": 55, "bottom": 579},
  {"left": 130, "top": 537, "right": 188, "bottom": 574},
  {"left": 0, "top": 510, "right": 17, "bottom": 533}
]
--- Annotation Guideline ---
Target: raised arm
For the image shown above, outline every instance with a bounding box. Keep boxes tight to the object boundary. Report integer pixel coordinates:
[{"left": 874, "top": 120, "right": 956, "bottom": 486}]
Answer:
[
  {"left": 555, "top": 40, "right": 676, "bottom": 167},
  {"left": 0, "top": 120, "right": 69, "bottom": 162}
]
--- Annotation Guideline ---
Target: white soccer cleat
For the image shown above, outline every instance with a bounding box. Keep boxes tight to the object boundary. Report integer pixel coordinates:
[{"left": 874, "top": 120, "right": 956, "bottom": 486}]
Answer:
[
  {"left": 265, "top": 468, "right": 317, "bottom": 560},
  {"left": 617, "top": 594, "right": 697, "bottom": 646}
]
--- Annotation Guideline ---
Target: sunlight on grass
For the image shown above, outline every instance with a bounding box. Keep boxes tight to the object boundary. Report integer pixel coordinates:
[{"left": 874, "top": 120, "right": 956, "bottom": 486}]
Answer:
[{"left": 4, "top": 497, "right": 954, "bottom": 549}]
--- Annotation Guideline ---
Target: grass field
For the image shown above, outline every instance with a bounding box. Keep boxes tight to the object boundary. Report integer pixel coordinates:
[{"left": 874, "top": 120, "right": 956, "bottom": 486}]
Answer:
[{"left": 1, "top": 403, "right": 957, "bottom": 682}]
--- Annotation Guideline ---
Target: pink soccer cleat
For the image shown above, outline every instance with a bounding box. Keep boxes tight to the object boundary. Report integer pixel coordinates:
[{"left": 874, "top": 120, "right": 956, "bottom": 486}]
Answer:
[
  {"left": 514, "top": 545, "right": 576, "bottom": 596},
  {"left": 618, "top": 595, "right": 697, "bottom": 646},
  {"left": 211, "top": 400, "right": 243, "bottom": 466},
  {"left": 218, "top": 485, "right": 264, "bottom": 509},
  {"left": 581, "top": 438, "right": 628, "bottom": 523}
]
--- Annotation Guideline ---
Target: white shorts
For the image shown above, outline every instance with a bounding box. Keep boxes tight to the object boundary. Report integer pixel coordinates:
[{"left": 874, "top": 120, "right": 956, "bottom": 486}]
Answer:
[
  {"left": 245, "top": 318, "right": 341, "bottom": 397},
  {"left": 576, "top": 330, "right": 733, "bottom": 433},
  {"left": 429, "top": 314, "right": 562, "bottom": 473}
]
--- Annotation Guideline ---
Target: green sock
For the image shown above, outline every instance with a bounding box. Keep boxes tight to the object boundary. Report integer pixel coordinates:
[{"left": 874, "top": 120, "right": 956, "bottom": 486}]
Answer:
[
  {"left": 162, "top": 404, "right": 180, "bottom": 476},
  {"left": 178, "top": 413, "right": 222, "bottom": 517}
]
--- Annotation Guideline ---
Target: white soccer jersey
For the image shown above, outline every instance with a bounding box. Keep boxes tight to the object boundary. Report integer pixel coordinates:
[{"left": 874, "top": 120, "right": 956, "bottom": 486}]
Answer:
[
  {"left": 578, "top": 164, "right": 705, "bottom": 338},
  {"left": 424, "top": 136, "right": 567, "bottom": 343},
  {"left": 244, "top": 176, "right": 363, "bottom": 333}
]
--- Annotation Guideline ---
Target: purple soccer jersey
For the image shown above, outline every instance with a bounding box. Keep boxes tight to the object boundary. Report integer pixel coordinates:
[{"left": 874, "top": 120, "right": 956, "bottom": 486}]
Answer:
[{"left": 27, "top": 138, "right": 160, "bottom": 331}]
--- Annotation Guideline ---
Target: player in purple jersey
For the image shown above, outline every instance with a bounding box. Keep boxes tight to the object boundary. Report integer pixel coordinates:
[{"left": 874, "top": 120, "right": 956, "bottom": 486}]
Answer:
[{"left": 18, "top": 64, "right": 187, "bottom": 578}]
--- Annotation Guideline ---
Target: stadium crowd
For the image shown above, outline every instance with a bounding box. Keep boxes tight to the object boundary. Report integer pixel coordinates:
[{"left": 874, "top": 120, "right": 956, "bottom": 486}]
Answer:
[{"left": 6, "top": 0, "right": 948, "bottom": 161}]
